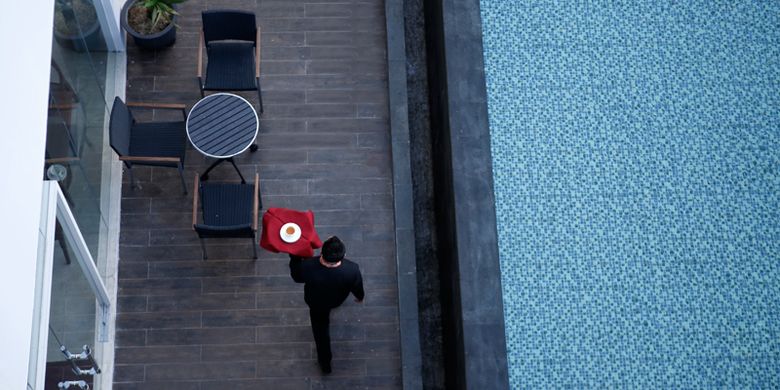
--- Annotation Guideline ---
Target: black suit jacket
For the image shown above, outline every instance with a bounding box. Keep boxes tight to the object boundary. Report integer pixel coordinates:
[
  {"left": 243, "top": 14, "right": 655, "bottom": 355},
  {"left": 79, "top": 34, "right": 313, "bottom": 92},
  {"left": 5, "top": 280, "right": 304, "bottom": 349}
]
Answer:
[{"left": 289, "top": 255, "right": 365, "bottom": 310}]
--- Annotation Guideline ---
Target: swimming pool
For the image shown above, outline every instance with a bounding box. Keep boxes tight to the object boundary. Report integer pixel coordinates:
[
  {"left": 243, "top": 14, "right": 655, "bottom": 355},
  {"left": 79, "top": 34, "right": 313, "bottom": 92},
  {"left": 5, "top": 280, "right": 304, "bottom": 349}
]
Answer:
[{"left": 480, "top": 1, "right": 780, "bottom": 387}]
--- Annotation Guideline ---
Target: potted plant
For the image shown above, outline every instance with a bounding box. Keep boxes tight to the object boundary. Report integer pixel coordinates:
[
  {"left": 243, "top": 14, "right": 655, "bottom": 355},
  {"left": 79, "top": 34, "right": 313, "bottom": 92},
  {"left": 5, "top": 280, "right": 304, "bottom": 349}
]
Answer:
[
  {"left": 121, "top": 0, "right": 186, "bottom": 50},
  {"left": 53, "top": 0, "right": 103, "bottom": 52}
]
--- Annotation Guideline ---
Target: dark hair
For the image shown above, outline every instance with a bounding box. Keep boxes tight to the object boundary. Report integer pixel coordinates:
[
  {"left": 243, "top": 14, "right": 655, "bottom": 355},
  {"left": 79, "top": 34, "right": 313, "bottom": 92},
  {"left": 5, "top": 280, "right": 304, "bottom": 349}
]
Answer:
[{"left": 321, "top": 236, "right": 346, "bottom": 263}]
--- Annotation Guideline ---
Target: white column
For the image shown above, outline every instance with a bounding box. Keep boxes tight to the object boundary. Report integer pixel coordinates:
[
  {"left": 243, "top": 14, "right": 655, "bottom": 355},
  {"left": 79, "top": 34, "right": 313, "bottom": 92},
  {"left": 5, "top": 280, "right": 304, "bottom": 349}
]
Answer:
[{"left": 0, "top": 1, "right": 56, "bottom": 389}]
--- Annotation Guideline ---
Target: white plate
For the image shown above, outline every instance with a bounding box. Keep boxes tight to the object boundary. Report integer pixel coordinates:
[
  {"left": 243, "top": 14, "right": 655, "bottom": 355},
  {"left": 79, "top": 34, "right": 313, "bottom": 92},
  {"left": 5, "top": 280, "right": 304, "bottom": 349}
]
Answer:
[{"left": 280, "top": 222, "right": 302, "bottom": 243}]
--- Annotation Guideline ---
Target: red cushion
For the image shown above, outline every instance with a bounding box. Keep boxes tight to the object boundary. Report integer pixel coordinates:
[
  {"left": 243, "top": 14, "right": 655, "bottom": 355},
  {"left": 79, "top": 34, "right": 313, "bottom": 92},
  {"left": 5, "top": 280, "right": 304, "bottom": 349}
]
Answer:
[{"left": 260, "top": 208, "right": 322, "bottom": 257}]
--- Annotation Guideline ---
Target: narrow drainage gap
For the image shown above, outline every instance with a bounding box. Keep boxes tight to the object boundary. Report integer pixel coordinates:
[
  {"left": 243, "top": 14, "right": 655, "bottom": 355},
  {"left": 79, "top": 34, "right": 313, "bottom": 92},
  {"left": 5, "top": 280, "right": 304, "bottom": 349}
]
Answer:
[{"left": 405, "top": 0, "right": 447, "bottom": 388}]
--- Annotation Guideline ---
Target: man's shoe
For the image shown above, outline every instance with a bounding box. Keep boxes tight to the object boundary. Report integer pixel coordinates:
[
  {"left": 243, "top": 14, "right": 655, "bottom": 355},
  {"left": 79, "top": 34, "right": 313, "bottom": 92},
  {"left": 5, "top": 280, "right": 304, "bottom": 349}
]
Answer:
[{"left": 319, "top": 361, "right": 332, "bottom": 375}]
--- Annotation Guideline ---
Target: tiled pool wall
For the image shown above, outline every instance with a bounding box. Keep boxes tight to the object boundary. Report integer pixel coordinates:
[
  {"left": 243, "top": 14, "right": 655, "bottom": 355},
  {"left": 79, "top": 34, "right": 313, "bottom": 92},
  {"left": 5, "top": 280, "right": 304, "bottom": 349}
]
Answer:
[{"left": 480, "top": 1, "right": 780, "bottom": 388}]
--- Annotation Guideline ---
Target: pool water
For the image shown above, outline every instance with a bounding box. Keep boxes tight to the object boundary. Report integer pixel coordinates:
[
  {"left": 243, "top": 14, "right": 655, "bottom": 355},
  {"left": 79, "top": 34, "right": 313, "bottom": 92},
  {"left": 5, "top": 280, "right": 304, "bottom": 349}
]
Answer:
[{"left": 480, "top": 1, "right": 780, "bottom": 388}]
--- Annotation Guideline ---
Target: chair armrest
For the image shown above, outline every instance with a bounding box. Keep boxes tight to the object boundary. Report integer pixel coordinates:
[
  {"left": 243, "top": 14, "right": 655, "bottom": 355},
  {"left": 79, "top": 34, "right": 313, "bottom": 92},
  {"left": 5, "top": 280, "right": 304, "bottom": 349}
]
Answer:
[
  {"left": 127, "top": 102, "right": 187, "bottom": 119},
  {"left": 126, "top": 102, "right": 186, "bottom": 110},
  {"left": 252, "top": 173, "right": 259, "bottom": 231},
  {"left": 49, "top": 103, "right": 79, "bottom": 111},
  {"left": 192, "top": 174, "right": 199, "bottom": 230},
  {"left": 198, "top": 30, "right": 204, "bottom": 79},
  {"left": 118, "top": 156, "right": 181, "bottom": 163},
  {"left": 46, "top": 157, "right": 80, "bottom": 164},
  {"left": 255, "top": 28, "right": 261, "bottom": 78}
]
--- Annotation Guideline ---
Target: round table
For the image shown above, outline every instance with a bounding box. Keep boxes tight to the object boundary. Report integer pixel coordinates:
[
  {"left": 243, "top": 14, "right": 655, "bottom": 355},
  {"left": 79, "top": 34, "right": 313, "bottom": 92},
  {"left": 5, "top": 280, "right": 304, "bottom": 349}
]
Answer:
[{"left": 186, "top": 93, "right": 259, "bottom": 181}]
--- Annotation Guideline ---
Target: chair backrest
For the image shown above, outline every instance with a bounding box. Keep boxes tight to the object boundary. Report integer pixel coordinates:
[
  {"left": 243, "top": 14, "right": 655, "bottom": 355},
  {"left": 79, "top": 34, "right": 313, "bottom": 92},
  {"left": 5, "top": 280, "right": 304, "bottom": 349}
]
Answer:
[
  {"left": 202, "top": 10, "right": 256, "bottom": 44},
  {"left": 109, "top": 97, "right": 134, "bottom": 157},
  {"left": 194, "top": 223, "right": 254, "bottom": 238}
]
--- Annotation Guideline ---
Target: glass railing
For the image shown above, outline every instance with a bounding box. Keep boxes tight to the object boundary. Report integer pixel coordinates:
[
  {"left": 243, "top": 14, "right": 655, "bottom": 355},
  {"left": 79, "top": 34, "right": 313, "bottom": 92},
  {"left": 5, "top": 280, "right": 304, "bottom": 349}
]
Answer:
[
  {"left": 31, "top": 0, "right": 121, "bottom": 388},
  {"left": 46, "top": 0, "right": 113, "bottom": 262},
  {"left": 30, "top": 182, "right": 111, "bottom": 390},
  {"left": 44, "top": 219, "right": 99, "bottom": 389}
]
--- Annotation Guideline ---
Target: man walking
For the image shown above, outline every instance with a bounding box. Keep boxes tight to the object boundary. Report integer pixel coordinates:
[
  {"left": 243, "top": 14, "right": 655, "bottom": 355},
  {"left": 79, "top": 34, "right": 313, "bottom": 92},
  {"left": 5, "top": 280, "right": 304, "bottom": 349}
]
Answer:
[{"left": 289, "top": 236, "right": 364, "bottom": 374}]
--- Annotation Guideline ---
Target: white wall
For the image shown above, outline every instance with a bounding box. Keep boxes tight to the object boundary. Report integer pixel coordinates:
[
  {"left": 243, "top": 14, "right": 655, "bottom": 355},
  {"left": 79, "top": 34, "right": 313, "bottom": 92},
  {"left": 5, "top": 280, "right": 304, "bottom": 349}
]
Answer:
[{"left": 0, "top": 0, "right": 55, "bottom": 388}]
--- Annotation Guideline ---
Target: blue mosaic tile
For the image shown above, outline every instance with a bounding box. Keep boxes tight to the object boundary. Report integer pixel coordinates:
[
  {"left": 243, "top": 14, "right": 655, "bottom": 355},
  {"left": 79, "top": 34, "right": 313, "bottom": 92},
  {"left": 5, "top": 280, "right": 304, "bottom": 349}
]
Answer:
[{"left": 479, "top": 1, "right": 780, "bottom": 388}]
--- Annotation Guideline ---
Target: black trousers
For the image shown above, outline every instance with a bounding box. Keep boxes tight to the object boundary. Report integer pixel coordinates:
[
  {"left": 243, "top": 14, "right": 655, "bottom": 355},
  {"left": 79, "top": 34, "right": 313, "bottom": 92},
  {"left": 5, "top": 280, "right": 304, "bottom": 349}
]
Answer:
[{"left": 309, "top": 307, "right": 332, "bottom": 365}]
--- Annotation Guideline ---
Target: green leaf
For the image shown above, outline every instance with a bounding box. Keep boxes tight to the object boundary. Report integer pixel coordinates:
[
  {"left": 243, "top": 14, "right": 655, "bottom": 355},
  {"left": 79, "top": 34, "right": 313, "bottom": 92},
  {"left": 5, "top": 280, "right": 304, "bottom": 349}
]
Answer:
[
  {"left": 151, "top": 7, "right": 160, "bottom": 27},
  {"left": 157, "top": 2, "right": 173, "bottom": 18}
]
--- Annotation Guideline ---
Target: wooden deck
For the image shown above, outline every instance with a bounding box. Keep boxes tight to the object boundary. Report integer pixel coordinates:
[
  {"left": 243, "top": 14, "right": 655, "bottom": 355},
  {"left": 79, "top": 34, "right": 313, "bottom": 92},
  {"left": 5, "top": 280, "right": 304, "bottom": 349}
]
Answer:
[{"left": 114, "top": 1, "right": 400, "bottom": 388}]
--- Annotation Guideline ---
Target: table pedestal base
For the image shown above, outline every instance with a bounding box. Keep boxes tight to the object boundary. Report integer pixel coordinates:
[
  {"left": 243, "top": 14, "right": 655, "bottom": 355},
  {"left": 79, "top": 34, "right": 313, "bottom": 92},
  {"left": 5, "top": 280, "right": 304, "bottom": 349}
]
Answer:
[{"left": 200, "top": 157, "right": 246, "bottom": 183}]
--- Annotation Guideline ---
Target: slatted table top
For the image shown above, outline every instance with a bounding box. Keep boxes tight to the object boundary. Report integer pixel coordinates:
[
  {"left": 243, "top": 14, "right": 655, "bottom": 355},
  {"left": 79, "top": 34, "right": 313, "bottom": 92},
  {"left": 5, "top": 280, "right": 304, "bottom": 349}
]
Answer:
[{"left": 186, "top": 93, "right": 258, "bottom": 158}]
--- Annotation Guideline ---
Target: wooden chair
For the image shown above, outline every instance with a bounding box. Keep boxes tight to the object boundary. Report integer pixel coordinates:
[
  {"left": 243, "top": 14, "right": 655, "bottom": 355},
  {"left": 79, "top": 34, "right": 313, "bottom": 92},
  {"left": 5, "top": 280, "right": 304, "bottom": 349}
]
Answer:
[
  {"left": 109, "top": 97, "right": 188, "bottom": 194},
  {"left": 192, "top": 173, "right": 261, "bottom": 260},
  {"left": 197, "top": 10, "right": 263, "bottom": 113}
]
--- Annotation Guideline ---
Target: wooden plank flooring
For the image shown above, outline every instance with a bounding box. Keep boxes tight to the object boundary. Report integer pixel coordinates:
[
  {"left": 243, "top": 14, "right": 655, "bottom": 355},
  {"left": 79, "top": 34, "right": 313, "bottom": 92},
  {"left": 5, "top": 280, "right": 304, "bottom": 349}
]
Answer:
[{"left": 115, "top": 0, "right": 400, "bottom": 388}]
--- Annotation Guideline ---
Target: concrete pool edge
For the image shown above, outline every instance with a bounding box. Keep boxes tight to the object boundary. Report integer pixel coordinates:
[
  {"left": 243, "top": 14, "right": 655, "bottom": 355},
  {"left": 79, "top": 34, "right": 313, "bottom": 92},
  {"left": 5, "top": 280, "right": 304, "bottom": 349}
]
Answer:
[
  {"left": 384, "top": 0, "right": 510, "bottom": 387},
  {"left": 423, "top": 0, "right": 510, "bottom": 388},
  {"left": 385, "top": 0, "right": 424, "bottom": 389}
]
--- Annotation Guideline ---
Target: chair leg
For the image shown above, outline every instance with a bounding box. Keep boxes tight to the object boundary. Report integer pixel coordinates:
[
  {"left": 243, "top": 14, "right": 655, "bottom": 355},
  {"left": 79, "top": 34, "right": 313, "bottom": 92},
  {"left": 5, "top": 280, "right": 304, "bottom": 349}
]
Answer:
[
  {"left": 256, "top": 78, "right": 263, "bottom": 115},
  {"left": 178, "top": 162, "right": 188, "bottom": 195},
  {"left": 60, "top": 240, "right": 73, "bottom": 265},
  {"left": 127, "top": 164, "right": 136, "bottom": 189},
  {"left": 55, "top": 225, "right": 71, "bottom": 265},
  {"left": 199, "top": 237, "right": 208, "bottom": 260},
  {"left": 198, "top": 77, "right": 205, "bottom": 98},
  {"left": 252, "top": 233, "right": 258, "bottom": 260}
]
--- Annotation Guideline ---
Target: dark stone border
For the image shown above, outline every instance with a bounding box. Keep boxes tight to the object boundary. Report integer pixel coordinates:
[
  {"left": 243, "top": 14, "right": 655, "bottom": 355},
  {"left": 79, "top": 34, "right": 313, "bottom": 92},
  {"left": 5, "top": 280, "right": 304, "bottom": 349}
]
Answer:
[
  {"left": 385, "top": 1, "right": 424, "bottom": 389},
  {"left": 386, "top": 0, "right": 509, "bottom": 387},
  {"left": 423, "top": 0, "right": 510, "bottom": 388}
]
